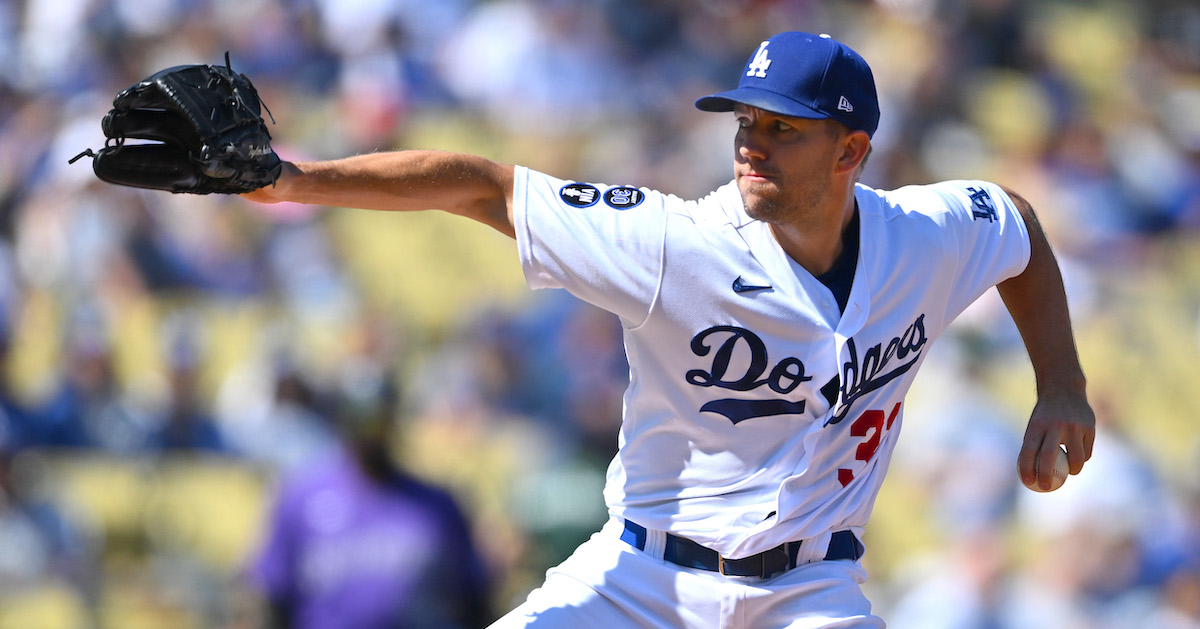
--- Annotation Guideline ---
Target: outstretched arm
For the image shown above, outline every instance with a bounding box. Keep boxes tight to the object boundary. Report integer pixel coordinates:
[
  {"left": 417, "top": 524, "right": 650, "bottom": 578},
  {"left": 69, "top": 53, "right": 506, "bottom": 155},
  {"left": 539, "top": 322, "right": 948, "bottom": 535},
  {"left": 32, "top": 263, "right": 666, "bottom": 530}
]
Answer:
[
  {"left": 997, "top": 187, "right": 1096, "bottom": 491},
  {"left": 243, "top": 151, "right": 517, "bottom": 238}
]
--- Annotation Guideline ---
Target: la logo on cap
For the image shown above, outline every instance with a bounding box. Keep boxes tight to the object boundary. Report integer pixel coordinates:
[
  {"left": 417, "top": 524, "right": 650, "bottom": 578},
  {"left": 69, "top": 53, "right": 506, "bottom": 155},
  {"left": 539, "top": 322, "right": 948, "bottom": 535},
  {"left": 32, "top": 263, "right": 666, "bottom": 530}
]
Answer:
[
  {"left": 746, "top": 41, "right": 772, "bottom": 78},
  {"left": 694, "top": 31, "right": 881, "bottom": 139}
]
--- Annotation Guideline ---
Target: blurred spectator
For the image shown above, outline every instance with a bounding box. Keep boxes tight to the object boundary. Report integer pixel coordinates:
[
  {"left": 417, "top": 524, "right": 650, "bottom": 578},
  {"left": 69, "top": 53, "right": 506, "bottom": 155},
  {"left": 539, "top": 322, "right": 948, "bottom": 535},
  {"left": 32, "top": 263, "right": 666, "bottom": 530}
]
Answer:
[
  {"left": 892, "top": 334, "right": 1023, "bottom": 538},
  {"left": 248, "top": 362, "right": 492, "bottom": 629},
  {"left": 0, "top": 306, "right": 33, "bottom": 453},
  {"left": 123, "top": 199, "right": 270, "bottom": 299},
  {"left": 886, "top": 526, "right": 1015, "bottom": 629},
  {"left": 0, "top": 447, "right": 94, "bottom": 594},
  {"left": 1149, "top": 563, "right": 1200, "bottom": 629},
  {"left": 217, "top": 349, "right": 338, "bottom": 474},
  {"left": 146, "top": 316, "right": 232, "bottom": 454},
  {"left": 262, "top": 217, "right": 357, "bottom": 320},
  {"left": 36, "top": 305, "right": 154, "bottom": 452}
]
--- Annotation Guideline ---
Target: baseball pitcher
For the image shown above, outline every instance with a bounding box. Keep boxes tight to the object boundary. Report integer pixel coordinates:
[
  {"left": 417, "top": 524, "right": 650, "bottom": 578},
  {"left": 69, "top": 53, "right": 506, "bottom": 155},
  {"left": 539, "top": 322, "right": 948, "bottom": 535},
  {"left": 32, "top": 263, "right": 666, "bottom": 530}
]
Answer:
[{"left": 76, "top": 31, "right": 1095, "bottom": 629}]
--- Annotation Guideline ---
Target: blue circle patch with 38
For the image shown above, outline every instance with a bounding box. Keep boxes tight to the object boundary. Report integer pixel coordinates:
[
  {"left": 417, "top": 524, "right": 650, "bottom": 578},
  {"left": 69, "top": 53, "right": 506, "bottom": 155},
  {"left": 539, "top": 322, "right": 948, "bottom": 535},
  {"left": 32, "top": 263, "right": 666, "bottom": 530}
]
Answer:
[{"left": 604, "top": 186, "right": 644, "bottom": 209}]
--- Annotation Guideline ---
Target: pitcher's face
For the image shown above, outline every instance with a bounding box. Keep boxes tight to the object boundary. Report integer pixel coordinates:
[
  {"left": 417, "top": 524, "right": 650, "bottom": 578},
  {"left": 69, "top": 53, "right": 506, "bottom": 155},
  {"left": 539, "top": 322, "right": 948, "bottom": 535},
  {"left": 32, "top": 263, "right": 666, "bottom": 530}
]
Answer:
[{"left": 733, "top": 105, "right": 844, "bottom": 226}]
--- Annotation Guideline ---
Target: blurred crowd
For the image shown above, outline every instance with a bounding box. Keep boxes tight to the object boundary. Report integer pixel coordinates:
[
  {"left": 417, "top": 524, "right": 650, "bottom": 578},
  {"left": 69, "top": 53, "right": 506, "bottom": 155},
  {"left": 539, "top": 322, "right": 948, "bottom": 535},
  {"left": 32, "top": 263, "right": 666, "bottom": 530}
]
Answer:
[{"left": 0, "top": 0, "right": 1199, "bottom": 627}]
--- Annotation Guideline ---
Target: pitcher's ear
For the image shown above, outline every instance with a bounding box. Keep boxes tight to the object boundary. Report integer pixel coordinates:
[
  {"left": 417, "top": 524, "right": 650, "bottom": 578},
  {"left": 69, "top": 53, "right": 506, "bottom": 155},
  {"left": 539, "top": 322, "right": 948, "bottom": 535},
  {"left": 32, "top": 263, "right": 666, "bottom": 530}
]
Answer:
[{"left": 836, "top": 130, "right": 872, "bottom": 175}]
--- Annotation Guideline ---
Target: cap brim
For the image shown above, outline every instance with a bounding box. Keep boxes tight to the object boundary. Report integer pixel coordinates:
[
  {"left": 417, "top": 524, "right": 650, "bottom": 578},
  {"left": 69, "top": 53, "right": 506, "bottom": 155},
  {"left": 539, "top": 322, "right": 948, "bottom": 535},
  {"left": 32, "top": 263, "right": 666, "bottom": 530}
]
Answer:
[{"left": 695, "top": 87, "right": 827, "bottom": 120}]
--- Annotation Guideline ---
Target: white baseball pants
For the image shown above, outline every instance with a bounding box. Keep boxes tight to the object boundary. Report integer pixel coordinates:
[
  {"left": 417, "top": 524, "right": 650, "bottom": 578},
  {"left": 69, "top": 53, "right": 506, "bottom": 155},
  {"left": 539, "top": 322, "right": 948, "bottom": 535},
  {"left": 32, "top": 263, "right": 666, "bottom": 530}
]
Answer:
[{"left": 489, "top": 518, "right": 886, "bottom": 629}]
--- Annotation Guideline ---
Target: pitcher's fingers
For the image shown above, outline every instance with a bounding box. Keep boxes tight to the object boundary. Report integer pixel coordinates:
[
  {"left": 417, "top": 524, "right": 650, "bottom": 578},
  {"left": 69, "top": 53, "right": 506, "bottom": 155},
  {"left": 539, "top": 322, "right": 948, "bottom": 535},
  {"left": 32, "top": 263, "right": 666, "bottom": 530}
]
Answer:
[
  {"left": 1017, "top": 430, "right": 1044, "bottom": 487},
  {"left": 1065, "top": 433, "right": 1087, "bottom": 475},
  {"left": 1036, "top": 440, "right": 1062, "bottom": 491}
]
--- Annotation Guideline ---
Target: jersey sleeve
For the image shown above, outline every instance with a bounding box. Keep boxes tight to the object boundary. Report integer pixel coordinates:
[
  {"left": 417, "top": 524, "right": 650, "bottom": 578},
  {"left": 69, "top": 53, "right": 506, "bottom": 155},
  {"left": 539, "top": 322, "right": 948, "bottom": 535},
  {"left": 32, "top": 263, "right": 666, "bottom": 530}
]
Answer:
[
  {"left": 513, "top": 166, "right": 667, "bottom": 326},
  {"left": 920, "top": 180, "right": 1032, "bottom": 319}
]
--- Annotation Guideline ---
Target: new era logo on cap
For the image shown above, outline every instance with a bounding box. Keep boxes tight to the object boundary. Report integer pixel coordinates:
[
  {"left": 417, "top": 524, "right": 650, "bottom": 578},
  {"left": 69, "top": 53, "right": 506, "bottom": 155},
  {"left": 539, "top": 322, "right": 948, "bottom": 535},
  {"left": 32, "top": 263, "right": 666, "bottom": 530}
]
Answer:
[{"left": 694, "top": 31, "right": 880, "bottom": 138}]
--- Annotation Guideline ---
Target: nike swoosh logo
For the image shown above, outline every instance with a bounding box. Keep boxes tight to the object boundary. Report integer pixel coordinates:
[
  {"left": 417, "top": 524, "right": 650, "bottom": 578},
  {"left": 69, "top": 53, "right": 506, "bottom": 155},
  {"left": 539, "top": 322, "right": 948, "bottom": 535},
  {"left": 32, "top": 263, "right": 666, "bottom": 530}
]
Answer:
[{"left": 732, "top": 276, "right": 772, "bottom": 293}]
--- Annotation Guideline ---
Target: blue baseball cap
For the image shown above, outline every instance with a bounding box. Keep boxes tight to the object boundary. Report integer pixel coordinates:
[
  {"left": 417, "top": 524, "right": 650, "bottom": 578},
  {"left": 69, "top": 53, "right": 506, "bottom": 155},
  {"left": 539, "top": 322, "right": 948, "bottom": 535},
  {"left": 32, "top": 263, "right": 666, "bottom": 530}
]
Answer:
[{"left": 696, "top": 32, "right": 880, "bottom": 138}]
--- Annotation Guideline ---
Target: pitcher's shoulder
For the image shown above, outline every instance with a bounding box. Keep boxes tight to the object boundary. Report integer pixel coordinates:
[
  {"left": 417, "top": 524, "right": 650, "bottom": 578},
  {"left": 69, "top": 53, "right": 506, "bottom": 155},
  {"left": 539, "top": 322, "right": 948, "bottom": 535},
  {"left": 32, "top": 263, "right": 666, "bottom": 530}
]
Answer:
[
  {"left": 684, "top": 180, "right": 750, "bottom": 228},
  {"left": 864, "top": 180, "right": 1012, "bottom": 221}
]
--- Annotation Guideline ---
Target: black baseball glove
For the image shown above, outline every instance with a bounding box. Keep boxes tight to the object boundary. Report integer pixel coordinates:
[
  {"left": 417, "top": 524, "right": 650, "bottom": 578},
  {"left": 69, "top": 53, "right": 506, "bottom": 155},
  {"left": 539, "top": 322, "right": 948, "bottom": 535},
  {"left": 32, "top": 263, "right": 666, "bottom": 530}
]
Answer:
[{"left": 71, "top": 53, "right": 282, "bottom": 194}]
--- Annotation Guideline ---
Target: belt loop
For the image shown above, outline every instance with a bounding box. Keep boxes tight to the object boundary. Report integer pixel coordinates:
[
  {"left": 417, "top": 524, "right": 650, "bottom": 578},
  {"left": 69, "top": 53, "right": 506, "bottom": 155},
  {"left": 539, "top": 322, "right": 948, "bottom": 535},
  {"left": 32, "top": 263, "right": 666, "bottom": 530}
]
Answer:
[
  {"left": 643, "top": 526, "right": 668, "bottom": 559},
  {"left": 621, "top": 518, "right": 667, "bottom": 559},
  {"left": 792, "top": 530, "right": 833, "bottom": 565}
]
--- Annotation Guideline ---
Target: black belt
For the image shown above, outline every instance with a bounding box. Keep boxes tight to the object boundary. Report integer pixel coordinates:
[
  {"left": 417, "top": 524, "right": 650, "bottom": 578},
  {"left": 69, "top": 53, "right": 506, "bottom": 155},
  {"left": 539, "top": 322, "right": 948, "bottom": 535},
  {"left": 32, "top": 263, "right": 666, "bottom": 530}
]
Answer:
[{"left": 620, "top": 520, "right": 863, "bottom": 579}]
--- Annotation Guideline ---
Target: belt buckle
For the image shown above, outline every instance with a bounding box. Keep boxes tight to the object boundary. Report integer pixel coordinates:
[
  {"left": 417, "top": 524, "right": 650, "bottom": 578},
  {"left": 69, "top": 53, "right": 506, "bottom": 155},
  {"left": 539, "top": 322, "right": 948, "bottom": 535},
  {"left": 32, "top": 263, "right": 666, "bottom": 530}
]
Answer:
[{"left": 760, "top": 544, "right": 791, "bottom": 578}]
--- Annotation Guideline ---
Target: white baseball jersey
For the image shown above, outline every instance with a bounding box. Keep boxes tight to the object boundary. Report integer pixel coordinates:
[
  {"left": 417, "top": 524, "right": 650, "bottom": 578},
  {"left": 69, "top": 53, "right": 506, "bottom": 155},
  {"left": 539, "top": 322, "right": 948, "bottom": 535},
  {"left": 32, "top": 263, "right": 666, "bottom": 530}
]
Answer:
[{"left": 513, "top": 167, "right": 1030, "bottom": 559}]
